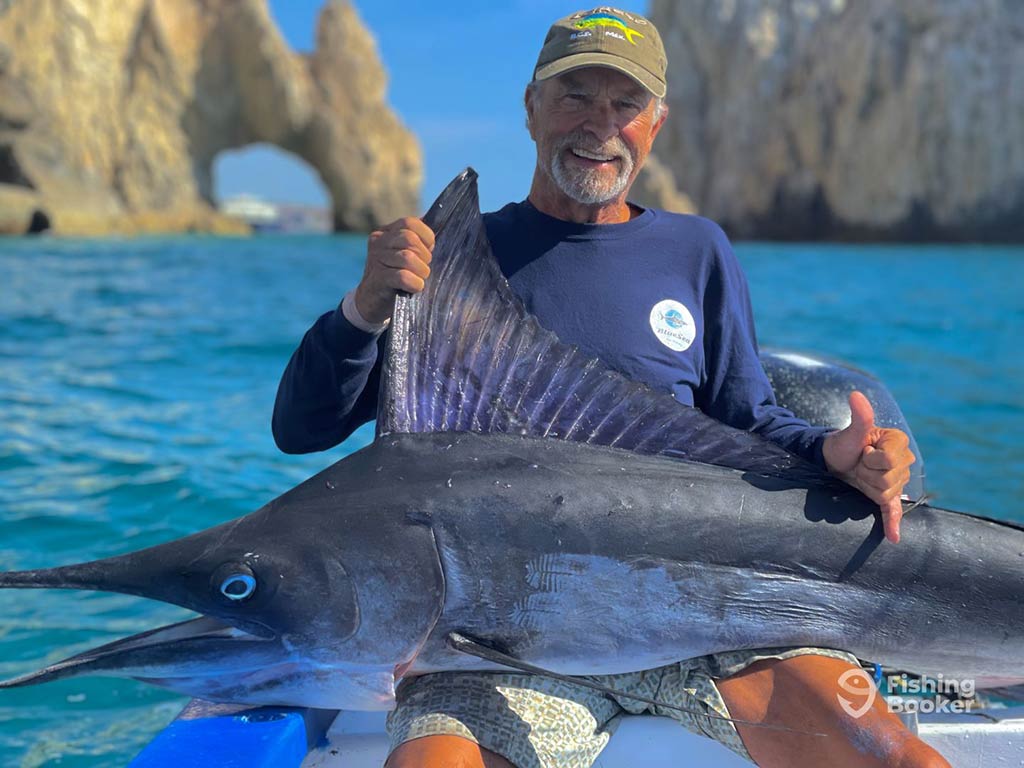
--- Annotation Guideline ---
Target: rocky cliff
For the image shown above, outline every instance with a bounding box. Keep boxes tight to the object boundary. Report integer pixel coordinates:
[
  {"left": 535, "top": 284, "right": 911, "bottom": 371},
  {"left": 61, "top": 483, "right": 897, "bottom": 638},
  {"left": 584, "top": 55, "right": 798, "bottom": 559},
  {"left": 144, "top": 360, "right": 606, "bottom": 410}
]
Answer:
[
  {"left": 0, "top": 0, "right": 421, "bottom": 235},
  {"left": 633, "top": 155, "right": 696, "bottom": 215},
  {"left": 648, "top": 0, "right": 1024, "bottom": 241}
]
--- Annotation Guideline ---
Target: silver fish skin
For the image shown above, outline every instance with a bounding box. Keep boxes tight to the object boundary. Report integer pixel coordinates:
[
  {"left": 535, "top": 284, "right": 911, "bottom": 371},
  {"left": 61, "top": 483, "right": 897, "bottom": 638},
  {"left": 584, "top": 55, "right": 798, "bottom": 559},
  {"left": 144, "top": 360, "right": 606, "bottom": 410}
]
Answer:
[{"left": 362, "top": 431, "right": 1024, "bottom": 688}]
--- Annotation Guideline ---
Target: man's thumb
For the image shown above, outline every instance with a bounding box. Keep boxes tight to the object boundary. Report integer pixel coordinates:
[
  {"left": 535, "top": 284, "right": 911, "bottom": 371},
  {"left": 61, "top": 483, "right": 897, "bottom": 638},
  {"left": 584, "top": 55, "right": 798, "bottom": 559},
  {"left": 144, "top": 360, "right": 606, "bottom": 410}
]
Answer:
[{"left": 846, "top": 390, "right": 876, "bottom": 444}]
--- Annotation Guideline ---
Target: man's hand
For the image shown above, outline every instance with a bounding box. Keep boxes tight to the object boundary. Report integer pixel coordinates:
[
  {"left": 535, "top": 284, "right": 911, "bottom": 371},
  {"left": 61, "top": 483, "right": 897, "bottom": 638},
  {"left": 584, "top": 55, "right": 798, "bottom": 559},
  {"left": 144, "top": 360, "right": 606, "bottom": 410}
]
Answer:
[
  {"left": 822, "top": 391, "right": 914, "bottom": 544},
  {"left": 353, "top": 217, "right": 436, "bottom": 324}
]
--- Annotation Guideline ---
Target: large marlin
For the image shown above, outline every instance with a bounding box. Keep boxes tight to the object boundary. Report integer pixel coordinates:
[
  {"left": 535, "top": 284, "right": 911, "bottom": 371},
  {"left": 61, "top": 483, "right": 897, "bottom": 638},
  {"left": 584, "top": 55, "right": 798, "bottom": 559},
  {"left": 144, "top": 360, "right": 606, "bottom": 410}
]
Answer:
[{"left": 0, "top": 170, "right": 1021, "bottom": 710}]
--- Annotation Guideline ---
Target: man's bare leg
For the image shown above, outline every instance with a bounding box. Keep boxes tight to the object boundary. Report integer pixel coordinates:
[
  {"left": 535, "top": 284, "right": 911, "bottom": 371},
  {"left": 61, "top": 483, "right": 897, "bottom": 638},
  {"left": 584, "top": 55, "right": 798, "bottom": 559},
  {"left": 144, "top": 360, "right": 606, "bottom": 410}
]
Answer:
[
  {"left": 718, "top": 656, "right": 951, "bottom": 767},
  {"left": 386, "top": 735, "right": 515, "bottom": 768}
]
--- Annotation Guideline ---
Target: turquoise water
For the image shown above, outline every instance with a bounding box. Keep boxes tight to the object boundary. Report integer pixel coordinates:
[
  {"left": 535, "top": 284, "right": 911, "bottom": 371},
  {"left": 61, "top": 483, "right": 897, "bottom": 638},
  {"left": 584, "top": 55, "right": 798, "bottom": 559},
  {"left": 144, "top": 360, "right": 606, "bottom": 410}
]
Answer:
[{"left": 0, "top": 236, "right": 1021, "bottom": 766}]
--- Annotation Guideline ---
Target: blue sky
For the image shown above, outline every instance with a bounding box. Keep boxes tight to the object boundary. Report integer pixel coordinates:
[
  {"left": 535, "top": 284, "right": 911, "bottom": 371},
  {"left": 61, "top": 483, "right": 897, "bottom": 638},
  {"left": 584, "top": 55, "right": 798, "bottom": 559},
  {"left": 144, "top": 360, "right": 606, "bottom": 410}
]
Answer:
[{"left": 214, "top": 1, "right": 650, "bottom": 215}]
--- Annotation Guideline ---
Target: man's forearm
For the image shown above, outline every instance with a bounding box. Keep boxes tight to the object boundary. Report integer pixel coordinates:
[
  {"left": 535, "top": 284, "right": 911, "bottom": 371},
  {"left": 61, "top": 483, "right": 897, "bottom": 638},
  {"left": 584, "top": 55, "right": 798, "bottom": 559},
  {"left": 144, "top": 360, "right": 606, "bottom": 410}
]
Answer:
[
  {"left": 272, "top": 307, "right": 384, "bottom": 454},
  {"left": 747, "top": 411, "right": 832, "bottom": 469}
]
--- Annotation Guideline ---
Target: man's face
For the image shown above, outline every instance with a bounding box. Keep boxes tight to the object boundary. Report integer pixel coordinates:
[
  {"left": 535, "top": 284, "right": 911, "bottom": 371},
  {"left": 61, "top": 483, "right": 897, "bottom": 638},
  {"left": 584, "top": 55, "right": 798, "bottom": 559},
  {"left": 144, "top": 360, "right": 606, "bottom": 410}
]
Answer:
[{"left": 526, "top": 68, "right": 666, "bottom": 206}]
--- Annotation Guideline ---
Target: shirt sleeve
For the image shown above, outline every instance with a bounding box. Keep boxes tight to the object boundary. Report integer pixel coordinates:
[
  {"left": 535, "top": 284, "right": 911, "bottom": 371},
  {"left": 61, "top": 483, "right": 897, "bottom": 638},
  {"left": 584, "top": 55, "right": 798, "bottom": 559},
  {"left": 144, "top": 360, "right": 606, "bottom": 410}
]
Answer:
[
  {"left": 271, "top": 305, "right": 385, "bottom": 454},
  {"left": 694, "top": 225, "right": 832, "bottom": 468}
]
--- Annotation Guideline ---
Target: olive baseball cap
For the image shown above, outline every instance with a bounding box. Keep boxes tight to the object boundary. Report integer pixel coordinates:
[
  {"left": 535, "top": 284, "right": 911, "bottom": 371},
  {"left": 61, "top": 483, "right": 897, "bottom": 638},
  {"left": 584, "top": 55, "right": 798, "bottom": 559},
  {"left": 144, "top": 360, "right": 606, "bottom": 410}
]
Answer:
[{"left": 533, "top": 8, "right": 667, "bottom": 98}]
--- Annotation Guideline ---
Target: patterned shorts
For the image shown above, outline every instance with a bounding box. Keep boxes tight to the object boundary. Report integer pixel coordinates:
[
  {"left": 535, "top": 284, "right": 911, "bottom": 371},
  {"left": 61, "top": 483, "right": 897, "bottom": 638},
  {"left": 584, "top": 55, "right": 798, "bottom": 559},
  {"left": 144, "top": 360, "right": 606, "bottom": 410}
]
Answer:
[{"left": 386, "top": 647, "right": 859, "bottom": 768}]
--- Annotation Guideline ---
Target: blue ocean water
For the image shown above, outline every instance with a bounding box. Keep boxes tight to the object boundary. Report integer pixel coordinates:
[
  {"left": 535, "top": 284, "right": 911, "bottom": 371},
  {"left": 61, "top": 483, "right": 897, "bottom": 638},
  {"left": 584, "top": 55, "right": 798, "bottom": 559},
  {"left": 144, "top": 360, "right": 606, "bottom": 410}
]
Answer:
[{"left": 0, "top": 235, "right": 1021, "bottom": 766}]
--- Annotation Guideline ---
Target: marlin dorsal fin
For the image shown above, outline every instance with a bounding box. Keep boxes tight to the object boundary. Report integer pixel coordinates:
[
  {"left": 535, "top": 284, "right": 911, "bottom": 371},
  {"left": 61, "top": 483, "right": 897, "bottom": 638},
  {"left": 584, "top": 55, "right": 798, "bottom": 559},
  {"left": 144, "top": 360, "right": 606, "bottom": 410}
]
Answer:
[{"left": 379, "top": 169, "right": 825, "bottom": 480}]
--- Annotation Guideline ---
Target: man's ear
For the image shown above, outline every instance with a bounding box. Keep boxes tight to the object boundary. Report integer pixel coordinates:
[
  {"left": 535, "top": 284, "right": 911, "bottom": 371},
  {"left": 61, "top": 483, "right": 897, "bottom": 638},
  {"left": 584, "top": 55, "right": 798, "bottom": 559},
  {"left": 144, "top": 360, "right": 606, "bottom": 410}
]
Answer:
[
  {"left": 650, "top": 100, "right": 668, "bottom": 142},
  {"left": 524, "top": 84, "right": 537, "bottom": 140}
]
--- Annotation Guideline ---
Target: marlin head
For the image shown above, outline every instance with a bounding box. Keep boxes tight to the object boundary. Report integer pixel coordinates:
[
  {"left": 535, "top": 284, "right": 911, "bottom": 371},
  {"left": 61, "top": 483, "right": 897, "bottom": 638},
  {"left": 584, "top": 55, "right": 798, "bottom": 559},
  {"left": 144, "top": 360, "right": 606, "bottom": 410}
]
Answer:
[{"left": 0, "top": 462, "right": 446, "bottom": 709}]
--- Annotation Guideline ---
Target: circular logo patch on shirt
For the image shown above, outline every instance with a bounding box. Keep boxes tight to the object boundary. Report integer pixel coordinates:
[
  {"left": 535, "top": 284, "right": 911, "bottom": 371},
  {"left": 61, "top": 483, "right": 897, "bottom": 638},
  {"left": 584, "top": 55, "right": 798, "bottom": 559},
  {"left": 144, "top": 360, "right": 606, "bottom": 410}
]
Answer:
[{"left": 649, "top": 299, "right": 696, "bottom": 352}]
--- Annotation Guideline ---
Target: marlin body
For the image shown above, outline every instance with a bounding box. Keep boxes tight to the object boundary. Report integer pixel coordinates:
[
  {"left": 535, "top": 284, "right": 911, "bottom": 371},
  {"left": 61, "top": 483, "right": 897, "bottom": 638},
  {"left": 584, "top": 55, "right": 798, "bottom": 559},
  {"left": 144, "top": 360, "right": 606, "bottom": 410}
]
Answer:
[
  {"left": 1, "top": 170, "right": 1022, "bottom": 711},
  {"left": 289, "top": 431, "right": 1024, "bottom": 690}
]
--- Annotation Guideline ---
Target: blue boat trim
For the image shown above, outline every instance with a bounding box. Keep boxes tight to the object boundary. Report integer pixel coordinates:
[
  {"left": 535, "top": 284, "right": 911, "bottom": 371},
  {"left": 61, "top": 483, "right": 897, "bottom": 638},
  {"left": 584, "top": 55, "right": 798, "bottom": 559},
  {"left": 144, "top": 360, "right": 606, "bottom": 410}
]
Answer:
[{"left": 129, "top": 701, "right": 337, "bottom": 768}]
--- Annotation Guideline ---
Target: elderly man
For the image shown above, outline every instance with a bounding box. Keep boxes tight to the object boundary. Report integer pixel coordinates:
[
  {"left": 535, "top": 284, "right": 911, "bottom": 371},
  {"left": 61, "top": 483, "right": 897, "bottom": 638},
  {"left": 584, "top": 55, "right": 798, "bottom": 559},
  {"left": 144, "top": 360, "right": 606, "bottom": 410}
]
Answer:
[{"left": 273, "top": 8, "right": 946, "bottom": 768}]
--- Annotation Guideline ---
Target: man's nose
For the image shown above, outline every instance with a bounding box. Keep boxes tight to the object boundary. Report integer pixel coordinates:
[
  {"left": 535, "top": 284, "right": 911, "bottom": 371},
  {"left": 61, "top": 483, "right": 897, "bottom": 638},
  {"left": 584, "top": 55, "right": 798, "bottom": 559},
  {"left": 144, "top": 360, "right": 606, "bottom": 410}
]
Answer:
[{"left": 582, "top": 103, "right": 619, "bottom": 143}]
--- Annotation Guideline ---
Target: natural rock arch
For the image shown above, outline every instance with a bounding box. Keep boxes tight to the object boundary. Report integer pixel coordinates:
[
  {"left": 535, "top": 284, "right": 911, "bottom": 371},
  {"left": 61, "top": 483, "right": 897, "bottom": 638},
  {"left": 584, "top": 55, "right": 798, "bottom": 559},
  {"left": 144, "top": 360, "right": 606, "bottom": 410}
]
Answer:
[{"left": 0, "top": 0, "right": 421, "bottom": 236}]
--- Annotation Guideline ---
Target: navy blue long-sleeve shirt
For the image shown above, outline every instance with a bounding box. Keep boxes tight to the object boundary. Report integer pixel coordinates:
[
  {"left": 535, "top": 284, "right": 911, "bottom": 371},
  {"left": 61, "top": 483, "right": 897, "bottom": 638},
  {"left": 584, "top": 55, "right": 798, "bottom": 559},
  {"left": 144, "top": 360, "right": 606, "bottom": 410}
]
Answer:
[{"left": 273, "top": 202, "right": 830, "bottom": 466}]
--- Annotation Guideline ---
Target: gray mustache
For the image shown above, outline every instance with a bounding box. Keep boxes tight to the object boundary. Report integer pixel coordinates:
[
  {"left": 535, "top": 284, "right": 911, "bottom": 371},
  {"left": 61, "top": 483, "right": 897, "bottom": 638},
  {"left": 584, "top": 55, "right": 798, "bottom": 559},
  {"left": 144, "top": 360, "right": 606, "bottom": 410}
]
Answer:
[{"left": 559, "top": 131, "right": 630, "bottom": 161}]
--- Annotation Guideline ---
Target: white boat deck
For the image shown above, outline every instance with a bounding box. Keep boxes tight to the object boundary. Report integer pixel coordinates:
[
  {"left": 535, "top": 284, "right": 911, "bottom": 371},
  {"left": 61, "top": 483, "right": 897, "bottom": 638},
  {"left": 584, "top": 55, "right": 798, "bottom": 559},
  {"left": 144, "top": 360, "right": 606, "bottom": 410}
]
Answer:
[{"left": 302, "top": 708, "right": 1024, "bottom": 767}]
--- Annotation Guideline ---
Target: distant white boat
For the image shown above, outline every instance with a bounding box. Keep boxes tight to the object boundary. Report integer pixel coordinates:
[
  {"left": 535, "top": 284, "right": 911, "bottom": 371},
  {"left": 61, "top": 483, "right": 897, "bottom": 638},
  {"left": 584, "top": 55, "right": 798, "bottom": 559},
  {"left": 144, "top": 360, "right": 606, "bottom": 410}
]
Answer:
[
  {"left": 220, "top": 195, "right": 332, "bottom": 233},
  {"left": 220, "top": 195, "right": 281, "bottom": 231}
]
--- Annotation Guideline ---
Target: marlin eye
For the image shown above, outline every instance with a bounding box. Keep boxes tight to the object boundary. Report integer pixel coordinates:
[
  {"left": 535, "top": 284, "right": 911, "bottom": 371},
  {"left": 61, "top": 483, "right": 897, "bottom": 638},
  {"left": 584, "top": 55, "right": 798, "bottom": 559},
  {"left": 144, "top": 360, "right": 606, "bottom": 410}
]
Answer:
[
  {"left": 211, "top": 564, "right": 257, "bottom": 602},
  {"left": 221, "top": 574, "right": 255, "bottom": 600}
]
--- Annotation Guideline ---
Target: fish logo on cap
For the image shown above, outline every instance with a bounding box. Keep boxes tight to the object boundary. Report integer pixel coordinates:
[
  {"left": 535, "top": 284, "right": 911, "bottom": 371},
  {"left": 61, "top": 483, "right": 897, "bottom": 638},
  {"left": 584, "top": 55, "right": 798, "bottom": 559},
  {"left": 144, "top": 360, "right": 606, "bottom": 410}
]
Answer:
[
  {"left": 534, "top": 8, "right": 668, "bottom": 98},
  {"left": 573, "top": 12, "right": 645, "bottom": 45}
]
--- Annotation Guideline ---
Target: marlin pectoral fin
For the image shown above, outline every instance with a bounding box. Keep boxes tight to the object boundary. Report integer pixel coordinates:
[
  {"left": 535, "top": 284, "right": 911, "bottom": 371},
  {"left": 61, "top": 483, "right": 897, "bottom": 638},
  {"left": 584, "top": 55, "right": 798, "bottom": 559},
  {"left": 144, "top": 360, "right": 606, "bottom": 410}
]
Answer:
[
  {"left": 446, "top": 632, "right": 824, "bottom": 738},
  {"left": 380, "top": 169, "right": 827, "bottom": 483}
]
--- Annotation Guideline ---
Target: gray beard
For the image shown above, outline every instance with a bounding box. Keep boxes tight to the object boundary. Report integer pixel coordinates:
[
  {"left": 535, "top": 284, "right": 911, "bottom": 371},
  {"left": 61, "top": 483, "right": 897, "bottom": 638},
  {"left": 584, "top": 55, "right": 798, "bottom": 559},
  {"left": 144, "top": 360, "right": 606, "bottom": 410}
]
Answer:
[{"left": 549, "top": 137, "right": 635, "bottom": 205}]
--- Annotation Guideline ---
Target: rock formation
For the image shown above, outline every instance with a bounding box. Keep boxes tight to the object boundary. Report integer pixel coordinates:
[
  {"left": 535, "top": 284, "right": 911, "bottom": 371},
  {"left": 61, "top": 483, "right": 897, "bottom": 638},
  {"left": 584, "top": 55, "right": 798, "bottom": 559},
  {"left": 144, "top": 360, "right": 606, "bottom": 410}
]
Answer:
[
  {"left": 647, "top": 0, "right": 1024, "bottom": 241},
  {"left": 633, "top": 155, "right": 696, "bottom": 215},
  {"left": 0, "top": 0, "right": 421, "bottom": 235}
]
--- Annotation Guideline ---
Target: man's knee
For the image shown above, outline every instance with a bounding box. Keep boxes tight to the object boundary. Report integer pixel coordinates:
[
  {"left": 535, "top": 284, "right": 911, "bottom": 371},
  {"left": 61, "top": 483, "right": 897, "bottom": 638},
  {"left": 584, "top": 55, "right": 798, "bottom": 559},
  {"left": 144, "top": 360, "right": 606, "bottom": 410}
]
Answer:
[
  {"left": 717, "top": 655, "right": 951, "bottom": 768},
  {"left": 891, "top": 740, "right": 953, "bottom": 768},
  {"left": 846, "top": 715, "right": 951, "bottom": 768},
  {"left": 386, "top": 734, "right": 516, "bottom": 768}
]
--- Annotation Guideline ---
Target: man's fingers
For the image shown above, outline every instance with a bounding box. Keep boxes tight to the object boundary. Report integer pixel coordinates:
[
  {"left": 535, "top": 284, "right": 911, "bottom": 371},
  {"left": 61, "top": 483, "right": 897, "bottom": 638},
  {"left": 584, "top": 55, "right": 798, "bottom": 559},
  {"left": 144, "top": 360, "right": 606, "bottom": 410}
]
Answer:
[
  {"left": 383, "top": 229, "right": 433, "bottom": 263},
  {"left": 384, "top": 217, "right": 435, "bottom": 251},
  {"left": 873, "top": 427, "right": 910, "bottom": 451},
  {"left": 378, "top": 249, "right": 431, "bottom": 279},
  {"left": 860, "top": 447, "right": 903, "bottom": 472},
  {"left": 386, "top": 268, "right": 426, "bottom": 294},
  {"left": 881, "top": 497, "right": 903, "bottom": 544},
  {"left": 404, "top": 217, "right": 436, "bottom": 251},
  {"left": 372, "top": 219, "right": 433, "bottom": 260},
  {"left": 856, "top": 467, "right": 910, "bottom": 497},
  {"left": 858, "top": 449, "right": 912, "bottom": 481}
]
